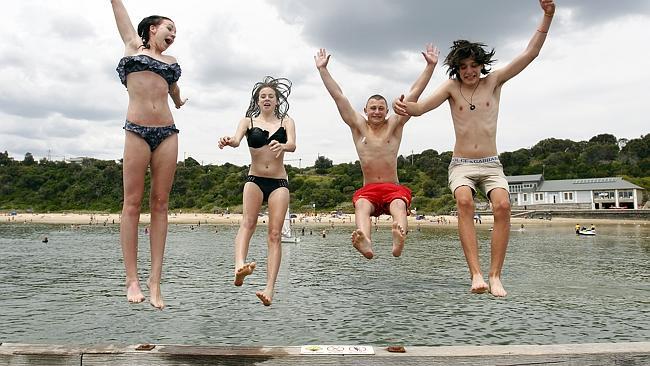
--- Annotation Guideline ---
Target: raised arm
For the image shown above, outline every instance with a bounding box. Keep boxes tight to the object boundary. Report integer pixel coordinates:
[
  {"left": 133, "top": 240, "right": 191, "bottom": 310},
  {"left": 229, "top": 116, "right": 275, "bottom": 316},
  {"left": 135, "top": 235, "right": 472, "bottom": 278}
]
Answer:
[
  {"left": 110, "top": 0, "right": 141, "bottom": 52},
  {"left": 393, "top": 44, "right": 440, "bottom": 124},
  {"left": 403, "top": 44, "right": 439, "bottom": 103},
  {"left": 218, "top": 118, "right": 249, "bottom": 149},
  {"left": 315, "top": 49, "right": 363, "bottom": 129},
  {"left": 393, "top": 45, "right": 451, "bottom": 117},
  {"left": 493, "top": 0, "right": 555, "bottom": 85}
]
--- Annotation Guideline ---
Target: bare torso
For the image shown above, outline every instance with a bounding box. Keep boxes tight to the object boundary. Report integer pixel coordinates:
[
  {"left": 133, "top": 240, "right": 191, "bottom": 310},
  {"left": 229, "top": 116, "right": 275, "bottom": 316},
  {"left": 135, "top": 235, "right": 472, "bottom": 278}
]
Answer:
[
  {"left": 124, "top": 55, "right": 175, "bottom": 126},
  {"left": 247, "top": 118, "right": 288, "bottom": 179},
  {"left": 448, "top": 75, "right": 502, "bottom": 158},
  {"left": 352, "top": 118, "right": 402, "bottom": 185}
]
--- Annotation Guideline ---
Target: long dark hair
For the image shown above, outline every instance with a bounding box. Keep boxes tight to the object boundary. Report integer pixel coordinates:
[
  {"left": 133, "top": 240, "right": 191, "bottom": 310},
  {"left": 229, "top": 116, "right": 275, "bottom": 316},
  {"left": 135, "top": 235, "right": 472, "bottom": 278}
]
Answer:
[
  {"left": 137, "top": 15, "right": 172, "bottom": 49},
  {"left": 444, "top": 40, "right": 496, "bottom": 80},
  {"left": 245, "top": 76, "right": 292, "bottom": 119}
]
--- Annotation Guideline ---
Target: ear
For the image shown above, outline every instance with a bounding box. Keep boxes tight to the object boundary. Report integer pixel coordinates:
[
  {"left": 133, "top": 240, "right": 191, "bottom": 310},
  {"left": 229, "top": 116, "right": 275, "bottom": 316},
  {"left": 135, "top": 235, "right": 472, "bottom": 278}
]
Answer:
[
  {"left": 363, "top": 107, "right": 368, "bottom": 115},
  {"left": 150, "top": 24, "right": 157, "bottom": 35}
]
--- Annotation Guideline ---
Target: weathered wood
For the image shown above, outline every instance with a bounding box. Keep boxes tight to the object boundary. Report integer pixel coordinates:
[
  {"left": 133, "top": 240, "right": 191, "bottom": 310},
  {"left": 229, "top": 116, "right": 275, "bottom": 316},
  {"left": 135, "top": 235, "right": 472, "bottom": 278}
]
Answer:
[{"left": 1, "top": 342, "right": 648, "bottom": 366}]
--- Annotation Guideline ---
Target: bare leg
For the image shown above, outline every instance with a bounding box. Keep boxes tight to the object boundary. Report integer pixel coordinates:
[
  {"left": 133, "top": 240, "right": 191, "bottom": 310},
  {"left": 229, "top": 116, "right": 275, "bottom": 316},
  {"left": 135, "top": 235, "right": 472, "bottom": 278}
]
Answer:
[
  {"left": 487, "top": 188, "right": 510, "bottom": 297},
  {"left": 120, "top": 132, "right": 150, "bottom": 304},
  {"left": 146, "top": 134, "right": 178, "bottom": 310},
  {"left": 255, "top": 187, "right": 289, "bottom": 306},
  {"left": 352, "top": 199, "right": 374, "bottom": 259},
  {"left": 455, "top": 186, "right": 488, "bottom": 294},
  {"left": 388, "top": 199, "right": 408, "bottom": 257},
  {"left": 234, "top": 183, "right": 263, "bottom": 286}
]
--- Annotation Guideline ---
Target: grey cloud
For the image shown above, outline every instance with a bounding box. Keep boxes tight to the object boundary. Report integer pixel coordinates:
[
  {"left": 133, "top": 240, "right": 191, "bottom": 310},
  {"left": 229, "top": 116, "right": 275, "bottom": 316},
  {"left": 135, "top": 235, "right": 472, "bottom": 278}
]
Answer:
[{"left": 270, "top": 0, "right": 648, "bottom": 69}]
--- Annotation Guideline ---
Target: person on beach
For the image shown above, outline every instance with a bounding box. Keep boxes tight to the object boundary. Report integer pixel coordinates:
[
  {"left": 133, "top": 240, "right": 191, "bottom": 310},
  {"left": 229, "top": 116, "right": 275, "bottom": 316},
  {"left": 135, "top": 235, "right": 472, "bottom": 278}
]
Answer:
[
  {"left": 315, "top": 44, "right": 439, "bottom": 259},
  {"left": 111, "top": 0, "right": 187, "bottom": 309},
  {"left": 218, "top": 76, "right": 296, "bottom": 306},
  {"left": 394, "top": 0, "right": 556, "bottom": 297}
]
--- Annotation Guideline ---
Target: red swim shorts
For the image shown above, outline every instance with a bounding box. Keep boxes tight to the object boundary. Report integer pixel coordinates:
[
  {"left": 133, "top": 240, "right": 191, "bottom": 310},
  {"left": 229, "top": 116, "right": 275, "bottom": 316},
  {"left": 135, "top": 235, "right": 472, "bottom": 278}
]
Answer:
[{"left": 352, "top": 183, "right": 412, "bottom": 217}]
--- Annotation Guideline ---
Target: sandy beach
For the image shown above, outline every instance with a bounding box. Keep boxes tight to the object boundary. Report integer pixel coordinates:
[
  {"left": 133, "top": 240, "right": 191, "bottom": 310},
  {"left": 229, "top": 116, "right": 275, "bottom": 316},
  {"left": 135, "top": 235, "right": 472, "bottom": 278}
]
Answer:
[{"left": 2, "top": 212, "right": 647, "bottom": 227}]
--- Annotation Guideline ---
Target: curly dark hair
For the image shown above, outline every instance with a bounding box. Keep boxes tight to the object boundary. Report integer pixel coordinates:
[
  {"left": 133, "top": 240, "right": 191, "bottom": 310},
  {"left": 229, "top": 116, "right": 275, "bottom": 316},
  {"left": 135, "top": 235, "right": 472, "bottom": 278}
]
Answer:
[
  {"left": 444, "top": 40, "right": 496, "bottom": 80},
  {"left": 137, "top": 15, "right": 173, "bottom": 49},
  {"left": 245, "top": 76, "right": 292, "bottom": 119}
]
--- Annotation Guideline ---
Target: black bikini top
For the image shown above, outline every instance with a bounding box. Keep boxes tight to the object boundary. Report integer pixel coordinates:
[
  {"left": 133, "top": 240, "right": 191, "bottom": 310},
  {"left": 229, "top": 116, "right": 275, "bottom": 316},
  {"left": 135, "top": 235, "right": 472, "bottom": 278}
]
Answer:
[
  {"left": 116, "top": 54, "right": 181, "bottom": 87},
  {"left": 246, "top": 118, "right": 287, "bottom": 149}
]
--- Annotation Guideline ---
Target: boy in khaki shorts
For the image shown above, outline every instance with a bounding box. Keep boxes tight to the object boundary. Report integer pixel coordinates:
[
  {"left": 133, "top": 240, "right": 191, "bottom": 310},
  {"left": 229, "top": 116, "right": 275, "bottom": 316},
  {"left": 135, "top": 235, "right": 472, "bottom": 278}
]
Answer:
[{"left": 395, "top": 0, "right": 556, "bottom": 296}]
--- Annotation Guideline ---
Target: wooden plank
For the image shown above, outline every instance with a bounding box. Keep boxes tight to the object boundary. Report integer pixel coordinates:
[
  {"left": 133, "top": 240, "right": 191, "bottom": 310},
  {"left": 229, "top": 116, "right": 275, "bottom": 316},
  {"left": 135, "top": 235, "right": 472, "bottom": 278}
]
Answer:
[{"left": 1, "top": 342, "right": 649, "bottom": 366}]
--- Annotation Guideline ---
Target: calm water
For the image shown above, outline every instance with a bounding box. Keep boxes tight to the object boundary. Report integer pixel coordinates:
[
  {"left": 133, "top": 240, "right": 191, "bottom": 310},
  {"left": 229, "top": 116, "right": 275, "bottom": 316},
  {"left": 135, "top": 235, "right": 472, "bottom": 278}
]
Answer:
[{"left": 0, "top": 222, "right": 648, "bottom": 346}]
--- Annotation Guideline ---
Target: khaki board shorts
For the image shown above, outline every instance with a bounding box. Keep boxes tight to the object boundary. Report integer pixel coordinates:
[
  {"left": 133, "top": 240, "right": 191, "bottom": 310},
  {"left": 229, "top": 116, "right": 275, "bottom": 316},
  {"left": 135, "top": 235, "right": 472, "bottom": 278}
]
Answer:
[{"left": 448, "top": 156, "right": 509, "bottom": 198}]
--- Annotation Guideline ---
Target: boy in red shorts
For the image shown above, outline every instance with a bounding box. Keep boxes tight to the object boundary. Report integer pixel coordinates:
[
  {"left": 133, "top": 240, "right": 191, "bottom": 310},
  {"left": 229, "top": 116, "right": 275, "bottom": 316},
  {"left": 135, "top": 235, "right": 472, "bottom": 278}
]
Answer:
[{"left": 315, "top": 44, "right": 439, "bottom": 259}]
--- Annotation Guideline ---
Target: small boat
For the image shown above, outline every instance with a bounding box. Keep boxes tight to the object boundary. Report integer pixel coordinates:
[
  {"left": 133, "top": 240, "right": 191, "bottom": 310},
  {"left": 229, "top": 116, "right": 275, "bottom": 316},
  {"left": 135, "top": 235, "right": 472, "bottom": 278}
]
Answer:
[
  {"left": 281, "top": 211, "right": 301, "bottom": 243},
  {"left": 577, "top": 229, "right": 596, "bottom": 236}
]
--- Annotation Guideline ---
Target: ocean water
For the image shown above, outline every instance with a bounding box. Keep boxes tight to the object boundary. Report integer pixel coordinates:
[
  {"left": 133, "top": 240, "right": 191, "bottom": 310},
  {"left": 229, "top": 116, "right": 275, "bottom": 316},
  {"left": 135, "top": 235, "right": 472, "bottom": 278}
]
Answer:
[{"left": 0, "top": 222, "right": 648, "bottom": 346}]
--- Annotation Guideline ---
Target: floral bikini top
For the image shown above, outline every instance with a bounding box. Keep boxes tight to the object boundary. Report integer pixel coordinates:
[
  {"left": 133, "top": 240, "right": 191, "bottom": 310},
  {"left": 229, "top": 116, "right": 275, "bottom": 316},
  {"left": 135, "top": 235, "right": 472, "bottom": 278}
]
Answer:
[{"left": 116, "top": 54, "right": 181, "bottom": 87}]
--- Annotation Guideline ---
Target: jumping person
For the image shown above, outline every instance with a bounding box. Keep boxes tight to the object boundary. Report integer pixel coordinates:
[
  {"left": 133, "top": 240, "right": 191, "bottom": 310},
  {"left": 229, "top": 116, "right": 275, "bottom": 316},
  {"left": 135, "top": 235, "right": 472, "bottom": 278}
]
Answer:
[
  {"left": 394, "top": 0, "right": 556, "bottom": 297},
  {"left": 218, "top": 77, "right": 296, "bottom": 306}
]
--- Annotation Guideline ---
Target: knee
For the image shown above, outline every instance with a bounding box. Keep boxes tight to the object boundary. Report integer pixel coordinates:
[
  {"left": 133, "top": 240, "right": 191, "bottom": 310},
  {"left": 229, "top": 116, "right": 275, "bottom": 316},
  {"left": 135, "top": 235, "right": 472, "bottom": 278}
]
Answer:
[
  {"left": 456, "top": 195, "right": 475, "bottom": 212},
  {"left": 492, "top": 198, "right": 511, "bottom": 217},
  {"left": 241, "top": 217, "right": 257, "bottom": 231},
  {"left": 122, "top": 198, "right": 142, "bottom": 216},
  {"left": 149, "top": 193, "right": 170, "bottom": 214},
  {"left": 390, "top": 199, "right": 406, "bottom": 211},
  {"left": 268, "top": 228, "right": 282, "bottom": 244}
]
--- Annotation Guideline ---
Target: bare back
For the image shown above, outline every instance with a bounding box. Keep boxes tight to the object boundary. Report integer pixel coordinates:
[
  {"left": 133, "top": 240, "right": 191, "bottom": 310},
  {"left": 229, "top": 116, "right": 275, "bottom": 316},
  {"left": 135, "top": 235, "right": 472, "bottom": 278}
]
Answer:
[{"left": 446, "top": 75, "right": 502, "bottom": 158}]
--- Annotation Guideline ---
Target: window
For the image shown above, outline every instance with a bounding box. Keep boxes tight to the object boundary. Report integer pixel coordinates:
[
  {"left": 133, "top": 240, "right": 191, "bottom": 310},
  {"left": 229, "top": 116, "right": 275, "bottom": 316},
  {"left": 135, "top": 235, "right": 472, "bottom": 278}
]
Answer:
[
  {"left": 509, "top": 184, "right": 522, "bottom": 193},
  {"left": 523, "top": 193, "right": 528, "bottom": 202},
  {"left": 619, "top": 191, "right": 633, "bottom": 199},
  {"left": 594, "top": 191, "right": 614, "bottom": 200},
  {"left": 535, "top": 193, "right": 544, "bottom": 201},
  {"left": 563, "top": 192, "right": 573, "bottom": 201}
]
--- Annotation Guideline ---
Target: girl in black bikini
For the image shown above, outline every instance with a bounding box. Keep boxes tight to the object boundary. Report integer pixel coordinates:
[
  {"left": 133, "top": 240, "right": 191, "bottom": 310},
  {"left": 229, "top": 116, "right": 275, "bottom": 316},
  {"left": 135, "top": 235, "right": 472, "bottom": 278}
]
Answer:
[
  {"left": 218, "top": 76, "right": 296, "bottom": 306},
  {"left": 111, "top": 0, "right": 187, "bottom": 309}
]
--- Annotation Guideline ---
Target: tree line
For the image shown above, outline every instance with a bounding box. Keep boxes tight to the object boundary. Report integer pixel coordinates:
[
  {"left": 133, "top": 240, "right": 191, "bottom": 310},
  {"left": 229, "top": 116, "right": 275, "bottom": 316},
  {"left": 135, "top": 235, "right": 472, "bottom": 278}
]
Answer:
[{"left": 1, "top": 133, "right": 648, "bottom": 214}]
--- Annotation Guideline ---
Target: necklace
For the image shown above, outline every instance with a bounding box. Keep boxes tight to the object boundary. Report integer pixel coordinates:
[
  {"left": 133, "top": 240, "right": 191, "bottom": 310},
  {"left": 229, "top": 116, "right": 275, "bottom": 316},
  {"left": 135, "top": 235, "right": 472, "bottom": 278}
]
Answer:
[{"left": 459, "top": 79, "right": 480, "bottom": 110}]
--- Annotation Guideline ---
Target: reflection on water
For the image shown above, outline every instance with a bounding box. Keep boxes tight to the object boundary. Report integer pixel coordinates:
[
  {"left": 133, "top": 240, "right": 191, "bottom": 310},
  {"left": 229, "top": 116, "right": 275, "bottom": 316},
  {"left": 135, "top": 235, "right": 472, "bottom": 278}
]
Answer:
[{"left": 0, "top": 222, "right": 648, "bottom": 346}]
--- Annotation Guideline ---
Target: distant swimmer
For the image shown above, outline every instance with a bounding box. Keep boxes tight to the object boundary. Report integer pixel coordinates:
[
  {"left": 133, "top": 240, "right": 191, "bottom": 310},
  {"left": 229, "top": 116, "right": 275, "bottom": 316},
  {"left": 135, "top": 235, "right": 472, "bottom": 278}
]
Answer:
[{"left": 42, "top": 236, "right": 49, "bottom": 244}]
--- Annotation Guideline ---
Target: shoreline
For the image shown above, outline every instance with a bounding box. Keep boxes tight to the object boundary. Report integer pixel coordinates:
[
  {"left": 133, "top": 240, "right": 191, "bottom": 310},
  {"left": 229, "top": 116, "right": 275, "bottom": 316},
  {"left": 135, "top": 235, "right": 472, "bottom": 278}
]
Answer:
[{"left": 2, "top": 212, "right": 648, "bottom": 227}]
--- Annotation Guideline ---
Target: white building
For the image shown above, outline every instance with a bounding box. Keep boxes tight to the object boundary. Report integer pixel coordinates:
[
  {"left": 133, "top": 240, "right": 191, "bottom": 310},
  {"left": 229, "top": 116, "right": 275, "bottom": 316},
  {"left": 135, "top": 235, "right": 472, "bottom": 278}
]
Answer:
[{"left": 507, "top": 175, "right": 644, "bottom": 210}]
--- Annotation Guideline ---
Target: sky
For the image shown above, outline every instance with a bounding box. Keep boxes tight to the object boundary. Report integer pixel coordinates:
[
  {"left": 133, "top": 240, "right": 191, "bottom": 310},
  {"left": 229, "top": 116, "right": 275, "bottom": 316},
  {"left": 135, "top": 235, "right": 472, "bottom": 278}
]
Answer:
[{"left": 1, "top": 1, "right": 649, "bottom": 167}]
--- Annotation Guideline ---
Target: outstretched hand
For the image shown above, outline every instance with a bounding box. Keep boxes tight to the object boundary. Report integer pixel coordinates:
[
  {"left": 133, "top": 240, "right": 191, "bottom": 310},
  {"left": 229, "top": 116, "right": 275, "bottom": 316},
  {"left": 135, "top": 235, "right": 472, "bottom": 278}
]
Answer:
[
  {"left": 268, "top": 140, "right": 284, "bottom": 158},
  {"left": 314, "top": 48, "right": 331, "bottom": 69},
  {"left": 540, "top": 0, "right": 555, "bottom": 15},
  {"left": 421, "top": 43, "right": 440, "bottom": 65},
  {"left": 218, "top": 136, "right": 232, "bottom": 149}
]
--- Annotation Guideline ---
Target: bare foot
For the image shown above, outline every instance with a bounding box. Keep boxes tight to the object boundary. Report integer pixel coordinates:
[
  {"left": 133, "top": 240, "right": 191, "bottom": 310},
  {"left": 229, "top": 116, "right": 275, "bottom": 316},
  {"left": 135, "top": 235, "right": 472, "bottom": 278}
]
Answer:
[
  {"left": 351, "top": 229, "right": 373, "bottom": 259},
  {"left": 489, "top": 276, "right": 507, "bottom": 297},
  {"left": 256, "top": 289, "right": 273, "bottom": 306},
  {"left": 147, "top": 279, "right": 165, "bottom": 310},
  {"left": 234, "top": 262, "right": 256, "bottom": 286},
  {"left": 126, "top": 280, "right": 145, "bottom": 304},
  {"left": 391, "top": 222, "right": 406, "bottom": 257},
  {"left": 470, "top": 274, "right": 489, "bottom": 294}
]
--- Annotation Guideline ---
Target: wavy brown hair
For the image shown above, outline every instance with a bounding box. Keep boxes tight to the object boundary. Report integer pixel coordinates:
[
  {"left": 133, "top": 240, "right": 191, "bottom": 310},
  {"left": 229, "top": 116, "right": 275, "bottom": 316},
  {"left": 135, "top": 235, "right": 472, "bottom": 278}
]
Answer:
[
  {"left": 444, "top": 40, "right": 496, "bottom": 80},
  {"left": 245, "top": 76, "right": 292, "bottom": 119}
]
